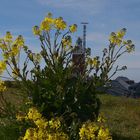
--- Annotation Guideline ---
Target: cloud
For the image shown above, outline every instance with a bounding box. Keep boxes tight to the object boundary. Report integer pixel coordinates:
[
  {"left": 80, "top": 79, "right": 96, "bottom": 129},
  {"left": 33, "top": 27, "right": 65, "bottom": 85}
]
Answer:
[
  {"left": 37, "top": 0, "right": 107, "bottom": 15},
  {"left": 122, "top": 61, "right": 140, "bottom": 69},
  {"left": 38, "top": 0, "right": 96, "bottom": 7},
  {"left": 87, "top": 32, "right": 107, "bottom": 42},
  {"left": 86, "top": 32, "right": 109, "bottom": 50}
]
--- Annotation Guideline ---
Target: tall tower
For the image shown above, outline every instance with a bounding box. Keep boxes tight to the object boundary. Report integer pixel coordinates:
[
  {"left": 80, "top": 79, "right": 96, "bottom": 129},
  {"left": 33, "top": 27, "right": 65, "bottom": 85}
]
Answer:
[
  {"left": 81, "top": 22, "right": 88, "bottom": 49},
  {"left": 72, "top": 22, "right": 88, "bottom": 76}
]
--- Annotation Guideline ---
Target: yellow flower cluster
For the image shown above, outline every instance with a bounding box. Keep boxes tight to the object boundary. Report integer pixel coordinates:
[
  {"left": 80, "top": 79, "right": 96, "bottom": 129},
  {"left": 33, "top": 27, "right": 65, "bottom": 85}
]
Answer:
[
  {"left": 28, "top": 52, "right": 42, "bottom": 64},
  {"left": 62, "top": 36, "right": 72, "bottom": 47},
  {"left": 0, "top": 80, "right": 6, "bottom": 92},
  {"left": 17, "top": 108, "right": 112, "bottom": 140},
  {"left": 14, "top": 35, "right": 24, "bottom": 47},
  {"left": 69, "top": 24, "right": 77, "bottom": 33},
  {"left": 109, "top": 28, "right": 135, "bottom": 53},
  {"left": 79, "top": 120, "right": 99, "bottom": 139},
  {"left": 40, "top": 17, "right": 54, "bottom": 32},
  {"left": 98, "top": 127, "right": 112, "bottom": 140},
  {"left": 0, "top": 32, "right": 25, "bottom": 59},
  {"left": 33, "top": 13, "right": 67, "bottom": 33},
  {"left": 32, "top": 26, "right": 40, "bottom": 35},
  {"left": 0, "top": 37, "right": 7, "bottom": 91},
  {"left": 92, "top": 57, "right": 100, "bottom": 68},
  {"left": 125, "top": 40, "right": 135, "bottom": 53},
  {"left": 97, "top": 114, "right": 106, "bottom": 123},
  {"left": 79, "top": 115, "right": 112, "bottom": 140},
  {"left": 54, "top": 17, "right": 67, "bottom": 30},
  {"left": 17, "top": 107, "right": 69, "bottom": 140},
  {"left": 126, "top": 45, "right": 135, "bottom": 53},
  {"left": 0, "top": 61, "right": 6, "bottom": 75},
  {"left": 109, "top": 28, "right": 126, "bottom": 46},
  {"left": 87, "top": 57, "right": 100, "bottom": 68},
  {"left": 4, "top": 31, "right": 13, "bottom": 42},
  {"left": 0, "top": 32, "right": 25, "bottom": 79},
  {"left": 32, "top": 12, "right": 77, "bottom": 35},
  {"left": 27, "top": 107, "right": 42, "bottom": 120},
  {"left": 48, "top": 117, "right": 61, "bottom": 130}
]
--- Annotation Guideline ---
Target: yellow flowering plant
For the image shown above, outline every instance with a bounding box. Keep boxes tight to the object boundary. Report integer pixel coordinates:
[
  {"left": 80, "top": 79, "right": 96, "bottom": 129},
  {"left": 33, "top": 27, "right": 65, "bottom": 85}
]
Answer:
[
  {"left": 85, "top": 28, "right": 134, "bottom": 90},
  {"left": 16, "top": 107, "right": 112, "bottom": 140},
  {"left": 0, "top": 13, "right": 134, "bottom": 139},
  {"left": 0, "top": 32, "right": 20, "bottom": 118},
  {"left": 16, "top": 107, "right": 69, "bottom": 140},
  {"left": 79, "top": 113, "right": 112, "bottom": 140}
]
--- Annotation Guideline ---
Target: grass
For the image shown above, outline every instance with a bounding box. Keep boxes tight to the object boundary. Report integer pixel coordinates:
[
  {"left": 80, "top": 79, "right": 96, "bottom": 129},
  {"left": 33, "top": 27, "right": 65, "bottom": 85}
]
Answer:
[
  {"left": 99, "top": 94, "right": 140, "bottom": 140},
  {"left": 0, "top": 87, "right": 24, "bottom": 140}
]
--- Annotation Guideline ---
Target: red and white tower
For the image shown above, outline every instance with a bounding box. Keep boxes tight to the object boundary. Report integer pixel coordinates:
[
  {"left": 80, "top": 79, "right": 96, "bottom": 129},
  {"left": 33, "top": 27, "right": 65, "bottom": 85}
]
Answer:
[{"left": 72, "top": 23, "right": 88, "bottom": 75}]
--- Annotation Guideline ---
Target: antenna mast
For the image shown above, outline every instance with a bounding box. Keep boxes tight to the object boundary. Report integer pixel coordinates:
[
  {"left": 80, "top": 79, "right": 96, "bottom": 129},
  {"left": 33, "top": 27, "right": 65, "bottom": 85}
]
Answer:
[{"left": 81, "top": 22, "right": 88, "bottom": 49}]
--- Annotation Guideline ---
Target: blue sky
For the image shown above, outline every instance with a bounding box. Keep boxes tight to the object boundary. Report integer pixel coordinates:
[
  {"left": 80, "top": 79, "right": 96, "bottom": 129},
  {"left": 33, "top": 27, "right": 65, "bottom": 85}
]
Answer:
[{"left": 0, "top": 0, "right": 140, "bottom": 81}]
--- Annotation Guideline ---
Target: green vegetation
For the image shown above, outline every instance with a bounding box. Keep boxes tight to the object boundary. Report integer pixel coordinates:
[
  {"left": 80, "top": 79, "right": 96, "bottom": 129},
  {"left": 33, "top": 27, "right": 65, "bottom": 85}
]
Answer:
[
  {"left": 1, "top": 90, "right": 140, "bottom": 140},
  {"left": 0, "top": 87, "right": 21, "bottom": 140},
  {"left": 99, "top": 94, "right": 140, "bottom": 140},
  {"left": 0, "top": 12, "right": 135, "bottom": 139}
]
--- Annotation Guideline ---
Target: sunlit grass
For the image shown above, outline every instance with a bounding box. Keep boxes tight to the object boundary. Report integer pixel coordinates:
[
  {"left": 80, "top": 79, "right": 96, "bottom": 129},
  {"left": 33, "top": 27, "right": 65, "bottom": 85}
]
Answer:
[{"left": 99, "top": 94, "right": 140, "bottom": 140}]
